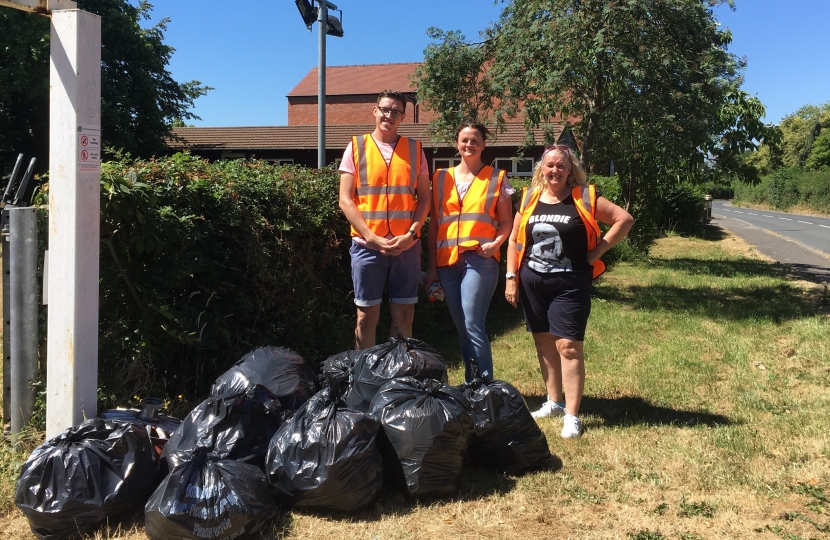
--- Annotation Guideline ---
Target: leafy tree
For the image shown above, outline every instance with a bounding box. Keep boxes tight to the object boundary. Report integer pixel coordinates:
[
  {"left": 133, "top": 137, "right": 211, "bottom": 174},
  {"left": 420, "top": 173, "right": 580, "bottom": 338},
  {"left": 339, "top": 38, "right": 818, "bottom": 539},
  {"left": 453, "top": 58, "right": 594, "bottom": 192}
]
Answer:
[
  {"left": 778, "top": 102, "right": 830, "bottom": 168},
  {"left": 0, "top": 0, "right": 209, "bottom": 177},
  {"left": 414, "top": 0, "right": 774, "bottom": 214},
  {"left": 805, "top": 128, "right": 830, "bottom": 170}
]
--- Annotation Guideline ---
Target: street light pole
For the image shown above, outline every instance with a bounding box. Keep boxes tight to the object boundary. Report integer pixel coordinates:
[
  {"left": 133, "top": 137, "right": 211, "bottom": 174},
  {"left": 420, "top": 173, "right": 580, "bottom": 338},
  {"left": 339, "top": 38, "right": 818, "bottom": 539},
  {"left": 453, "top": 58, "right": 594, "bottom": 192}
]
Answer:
[
  {"left": 317, "top": 4, "right": 327, "bottom": 169},
  {"left": 294, "top": 0, "right": 343, "bottom": 170}
]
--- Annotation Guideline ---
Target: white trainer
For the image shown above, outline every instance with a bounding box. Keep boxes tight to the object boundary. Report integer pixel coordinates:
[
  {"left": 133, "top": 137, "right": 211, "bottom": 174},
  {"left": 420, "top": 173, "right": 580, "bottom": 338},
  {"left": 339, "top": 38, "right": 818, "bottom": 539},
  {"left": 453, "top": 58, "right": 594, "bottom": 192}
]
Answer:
[
  {"left": 561, "top": 413, "right": 583, "bottom": 438},
  {"left": 531, "top": 399, "right": 566, "bottom": 419}
]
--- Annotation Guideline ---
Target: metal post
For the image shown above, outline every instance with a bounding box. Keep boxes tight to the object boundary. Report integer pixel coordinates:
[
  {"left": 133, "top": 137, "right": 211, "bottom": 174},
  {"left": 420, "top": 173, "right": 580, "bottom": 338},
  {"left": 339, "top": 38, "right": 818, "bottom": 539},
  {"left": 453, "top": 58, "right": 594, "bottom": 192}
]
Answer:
[
  {"left": 317, "top": 2, "right": 326, "bottom": 169},
  {"left": 9, "top": 207, "right": 38, "bottom": 433},
  {"left": 1, "top": 209, "right": 10, "bottom": 430},
  {"left": 46, "top": 9, "right": 101, "bottom": 438}
]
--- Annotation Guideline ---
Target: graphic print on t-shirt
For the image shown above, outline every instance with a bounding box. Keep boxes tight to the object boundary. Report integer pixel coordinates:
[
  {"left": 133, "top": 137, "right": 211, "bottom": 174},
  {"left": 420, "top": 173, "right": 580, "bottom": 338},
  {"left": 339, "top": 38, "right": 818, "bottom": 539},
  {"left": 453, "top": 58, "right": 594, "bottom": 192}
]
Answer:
[{"left": 527, "top": 214, "right": 573, "bottom": 273}]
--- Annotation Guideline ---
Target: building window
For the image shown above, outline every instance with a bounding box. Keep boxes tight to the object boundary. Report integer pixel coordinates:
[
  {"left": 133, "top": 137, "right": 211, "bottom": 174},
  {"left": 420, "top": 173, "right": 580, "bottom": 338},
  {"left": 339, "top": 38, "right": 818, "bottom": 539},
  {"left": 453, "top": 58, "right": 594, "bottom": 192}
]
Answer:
[
  {"left": 220, "top": 151, "right": 246, "bottom": 160},
  {"left": 264, "top": 158, "right": 295, "bottom": 166},
  {"left": 494, "top": 157, "right": 534, "bottom": 176},
  {"left": 433, "top": 157, "right": 461, "bottom": 170}
]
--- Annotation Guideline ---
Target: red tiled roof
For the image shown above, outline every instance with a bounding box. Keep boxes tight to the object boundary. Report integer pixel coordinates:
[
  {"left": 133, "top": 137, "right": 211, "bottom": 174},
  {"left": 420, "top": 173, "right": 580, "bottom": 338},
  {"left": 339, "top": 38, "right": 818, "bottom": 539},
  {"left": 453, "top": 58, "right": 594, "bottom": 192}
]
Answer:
[
  {"left": 168, "top": 123, "right": 561, "bottom": 151},
  {"left": 287, "top": 63, "right": 421, "bottom": 97}
]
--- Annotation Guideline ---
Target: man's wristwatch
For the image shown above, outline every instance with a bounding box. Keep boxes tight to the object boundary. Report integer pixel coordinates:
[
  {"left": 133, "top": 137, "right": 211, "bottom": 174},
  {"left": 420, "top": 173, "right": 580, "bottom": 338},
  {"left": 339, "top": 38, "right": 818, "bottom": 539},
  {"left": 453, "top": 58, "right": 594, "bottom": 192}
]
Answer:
[
  {"left": 409, "top": 229, "right": 419, "bottom": 240},
  {"left": 505, "top": 272, "right": 516, "bottom": 280}
]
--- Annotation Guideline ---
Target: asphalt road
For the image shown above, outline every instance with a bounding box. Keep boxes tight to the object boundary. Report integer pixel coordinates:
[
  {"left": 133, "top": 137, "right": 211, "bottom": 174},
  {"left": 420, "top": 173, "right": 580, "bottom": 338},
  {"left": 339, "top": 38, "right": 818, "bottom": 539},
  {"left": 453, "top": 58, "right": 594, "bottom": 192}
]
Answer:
[{"left": 711, "top": 201, "right": 830, "bottom": 283}]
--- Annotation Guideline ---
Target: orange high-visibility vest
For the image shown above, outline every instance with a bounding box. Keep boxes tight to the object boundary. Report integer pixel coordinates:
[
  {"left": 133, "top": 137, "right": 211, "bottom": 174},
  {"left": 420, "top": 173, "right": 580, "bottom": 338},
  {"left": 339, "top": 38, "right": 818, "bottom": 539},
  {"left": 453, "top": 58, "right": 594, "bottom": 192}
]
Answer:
[
  {"left": 433, "top": 166, "right": 505, "bottom": 266},
  {"left": 514, "top": 184, "right": 605, "bottom": 285},
  {"left": 351, "top": 134, "right": 421, "bottom": 238}
]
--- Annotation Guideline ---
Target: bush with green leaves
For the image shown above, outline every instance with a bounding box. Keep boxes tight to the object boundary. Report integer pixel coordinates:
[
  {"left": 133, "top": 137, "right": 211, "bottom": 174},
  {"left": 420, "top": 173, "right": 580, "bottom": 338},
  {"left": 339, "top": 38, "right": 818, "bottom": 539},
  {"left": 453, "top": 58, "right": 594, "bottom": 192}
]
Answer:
[
  {"left": 732, "top": 167, "right": 830, "bottom": 214},
  {"left": 72, "top": 154, "right": 356, "bottom": 404}
]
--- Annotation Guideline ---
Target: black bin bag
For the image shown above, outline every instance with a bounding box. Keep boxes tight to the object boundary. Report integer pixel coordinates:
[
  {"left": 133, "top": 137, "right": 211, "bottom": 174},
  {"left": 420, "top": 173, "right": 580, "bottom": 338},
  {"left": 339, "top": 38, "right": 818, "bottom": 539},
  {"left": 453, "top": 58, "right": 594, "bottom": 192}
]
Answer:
[
  {"left": 145, "top": 449, "right": 276, "bottom": 540},
  {"left": 211, "top": 346, "right": 318, "bottom": 411},
  {"left": 163, "top": 385, "right": 283, "bottom": 472},
  {"left": 318, "top": 350, "right": 360, "bottom": 403},
  {"left": 346, "top": 333, "right": 448, "bottom": 412},
  {"left": 458, "top": 362, "right": 553, "bottom": 475},
  {"left": 14, "top": 418, "right": 158, "bottom": 540},
  {"left": 369, "top": 377, "right": 473, "bottom": 498},
  {"left": 266, "top": 386, "right": 383, "bottom": 512}
]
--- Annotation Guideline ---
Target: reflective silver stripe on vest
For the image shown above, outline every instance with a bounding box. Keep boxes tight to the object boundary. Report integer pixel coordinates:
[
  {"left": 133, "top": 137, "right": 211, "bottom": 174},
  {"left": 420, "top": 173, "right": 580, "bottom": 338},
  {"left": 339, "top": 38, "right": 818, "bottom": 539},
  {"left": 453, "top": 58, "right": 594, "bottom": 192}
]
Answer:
[
  {"left": 516, "top": 242, "right": 524, "bottom": 252},
  {"left": 438, "top": 212, "right": 498, "bottom": 227},
  {"left": 361, "top": 211, "right": 414, "bottom": 220},
  {"left": 407, "top": 138, "right": 419, "bottom": 190},
  {"left": 435, "top": 169, "right": 448, "bottom": 209},
  {"left": 579, "top": 185, "right": 592, "bottom": 215},
  {"left": 355, "top": 136, "right": 368, "bottom": 186},
  {"left": 356, "top": 185, "right": 413, "bottom": 196},
  {"left": 436, "top": 236, "right": 496, "bottom": 249},
  {"left": 521, "top": 188, "right": 534, "bottom": 212},
  {"left": 484, "top": 168, "right": 501, "bottom": 212}
]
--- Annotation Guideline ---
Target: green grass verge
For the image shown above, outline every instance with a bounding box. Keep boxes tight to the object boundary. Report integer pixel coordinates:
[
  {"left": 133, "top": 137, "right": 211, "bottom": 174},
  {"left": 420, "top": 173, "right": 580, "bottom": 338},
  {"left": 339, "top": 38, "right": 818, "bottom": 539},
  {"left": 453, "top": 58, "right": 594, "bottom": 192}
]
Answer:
[{"left": 1, "top": 227, "right": 829, "bottom": 539}]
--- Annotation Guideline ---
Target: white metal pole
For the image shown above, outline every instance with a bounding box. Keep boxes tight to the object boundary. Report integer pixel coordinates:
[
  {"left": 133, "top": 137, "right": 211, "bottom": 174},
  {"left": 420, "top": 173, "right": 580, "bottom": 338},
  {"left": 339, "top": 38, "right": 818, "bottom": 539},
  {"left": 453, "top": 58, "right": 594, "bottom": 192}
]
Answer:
[
  {"left": 317, "top": 2, "right": 326, "bottom": 169},
  {"left": 46, "top": 8, "right": 101, "bottom": 438}
]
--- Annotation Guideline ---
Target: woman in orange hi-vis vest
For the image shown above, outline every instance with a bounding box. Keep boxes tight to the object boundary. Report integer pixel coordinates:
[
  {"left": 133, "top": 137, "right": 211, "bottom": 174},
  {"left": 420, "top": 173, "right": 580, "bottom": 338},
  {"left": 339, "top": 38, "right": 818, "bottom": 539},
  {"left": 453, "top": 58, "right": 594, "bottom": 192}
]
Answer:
[
  {"left": 424, "top": 122, "right": 514, "bottom": 382},
  {"left": 505, "top": 146, "right": 633, "bottom": 438}
]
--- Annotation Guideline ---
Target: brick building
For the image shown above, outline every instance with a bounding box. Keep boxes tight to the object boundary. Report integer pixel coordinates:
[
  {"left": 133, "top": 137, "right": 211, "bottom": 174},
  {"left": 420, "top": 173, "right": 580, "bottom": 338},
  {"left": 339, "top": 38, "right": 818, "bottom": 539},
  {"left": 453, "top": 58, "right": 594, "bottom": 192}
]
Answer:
[{"left": 169, "top": 62, "right": 572, "bottom": 177}]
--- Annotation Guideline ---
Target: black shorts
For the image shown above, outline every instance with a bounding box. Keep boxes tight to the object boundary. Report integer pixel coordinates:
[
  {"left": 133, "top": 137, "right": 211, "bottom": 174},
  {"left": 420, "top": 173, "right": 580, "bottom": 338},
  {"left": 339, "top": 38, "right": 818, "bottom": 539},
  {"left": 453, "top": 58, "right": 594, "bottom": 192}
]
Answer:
[{"left": 518, "top": 266, "right": 592, "bottom": 341}]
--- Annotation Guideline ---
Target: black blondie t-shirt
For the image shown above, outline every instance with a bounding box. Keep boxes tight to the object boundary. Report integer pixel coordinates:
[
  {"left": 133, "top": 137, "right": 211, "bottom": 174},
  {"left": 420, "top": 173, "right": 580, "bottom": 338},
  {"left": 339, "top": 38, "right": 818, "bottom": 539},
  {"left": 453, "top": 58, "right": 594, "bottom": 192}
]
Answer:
[{"left": 523, "top": 196, "right": 591, "bottom": 274}]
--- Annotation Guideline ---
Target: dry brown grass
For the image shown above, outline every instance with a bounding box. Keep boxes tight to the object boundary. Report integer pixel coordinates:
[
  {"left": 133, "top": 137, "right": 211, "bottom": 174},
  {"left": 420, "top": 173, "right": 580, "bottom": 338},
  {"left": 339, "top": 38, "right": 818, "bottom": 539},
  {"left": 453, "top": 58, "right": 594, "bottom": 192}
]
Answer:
[{"left": 2, "top": 228, "right": 829, "bottom": 540}]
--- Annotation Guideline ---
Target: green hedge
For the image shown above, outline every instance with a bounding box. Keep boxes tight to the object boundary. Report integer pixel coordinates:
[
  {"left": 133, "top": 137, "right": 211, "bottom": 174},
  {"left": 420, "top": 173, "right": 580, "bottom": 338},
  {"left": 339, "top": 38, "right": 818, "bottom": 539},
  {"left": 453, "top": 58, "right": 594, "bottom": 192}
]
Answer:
[
  {"left": 732, "top": 168, "right": 830, "bottom": 214},
  {"left": 88, "top": 154, "right": 356, "bottom": 403}
]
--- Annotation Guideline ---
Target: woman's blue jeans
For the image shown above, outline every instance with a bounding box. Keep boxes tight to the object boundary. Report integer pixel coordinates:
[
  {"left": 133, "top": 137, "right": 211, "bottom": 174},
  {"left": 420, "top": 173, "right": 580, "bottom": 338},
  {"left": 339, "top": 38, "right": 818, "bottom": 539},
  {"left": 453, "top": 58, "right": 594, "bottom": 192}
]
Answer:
[{"left": 437, "top": 250, "right": 499, "bottom": 382}]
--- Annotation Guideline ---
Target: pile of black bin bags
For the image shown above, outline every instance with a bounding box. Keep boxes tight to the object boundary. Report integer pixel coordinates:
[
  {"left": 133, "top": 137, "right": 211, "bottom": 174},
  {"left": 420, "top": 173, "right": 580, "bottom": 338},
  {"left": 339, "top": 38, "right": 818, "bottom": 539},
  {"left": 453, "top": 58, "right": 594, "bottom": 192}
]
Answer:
[{"left": 15, "top": 339, "right": 553, "bottom": 539}]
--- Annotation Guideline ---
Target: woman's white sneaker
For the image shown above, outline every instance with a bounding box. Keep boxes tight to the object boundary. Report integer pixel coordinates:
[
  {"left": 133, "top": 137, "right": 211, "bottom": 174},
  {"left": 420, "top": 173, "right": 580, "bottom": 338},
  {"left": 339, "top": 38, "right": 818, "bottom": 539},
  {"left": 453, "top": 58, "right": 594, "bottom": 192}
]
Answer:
[
  {"left": 561, "top": 413, "right": 583, "bottom": 438},
  {"left": 531, "top": 399, "right": 566, "bottom": 419}
]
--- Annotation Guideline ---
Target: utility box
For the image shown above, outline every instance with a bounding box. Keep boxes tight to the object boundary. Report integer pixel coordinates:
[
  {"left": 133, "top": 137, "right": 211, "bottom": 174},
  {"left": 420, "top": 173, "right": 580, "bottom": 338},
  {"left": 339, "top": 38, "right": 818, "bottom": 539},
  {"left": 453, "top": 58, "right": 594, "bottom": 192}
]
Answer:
[{"left": 703, "top": 194, "right": 713, "bottom": 222}]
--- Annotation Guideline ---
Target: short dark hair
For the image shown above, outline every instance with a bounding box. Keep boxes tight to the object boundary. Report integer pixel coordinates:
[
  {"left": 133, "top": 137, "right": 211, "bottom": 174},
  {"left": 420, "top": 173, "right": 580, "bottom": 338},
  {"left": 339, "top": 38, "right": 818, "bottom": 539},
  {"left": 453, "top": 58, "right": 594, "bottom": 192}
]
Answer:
[
  {"left": 455, "top": 121, "right": 489, "bottom": 141},
  {"left": 377, "top": 89, "right": 407, "bottom": 111}
]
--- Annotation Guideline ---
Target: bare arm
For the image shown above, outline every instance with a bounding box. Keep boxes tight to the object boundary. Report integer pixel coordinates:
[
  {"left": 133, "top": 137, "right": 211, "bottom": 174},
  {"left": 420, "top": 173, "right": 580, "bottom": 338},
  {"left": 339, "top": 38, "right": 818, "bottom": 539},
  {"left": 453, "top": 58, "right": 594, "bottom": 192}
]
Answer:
[
  {"left": 587, "top": 196, "right": 634, "bottom": 264},
  {"left": 338, "top": 172, "right": 389, "bottom": 252},
  {"left": 387, "top": 172, "right": 432, "bottom": 254},
  {"left": 504, "top": 210, "right": 523, "bottom": 307},
  {"left": 424, "top": 196, "right": 439, "bottom": 288}
]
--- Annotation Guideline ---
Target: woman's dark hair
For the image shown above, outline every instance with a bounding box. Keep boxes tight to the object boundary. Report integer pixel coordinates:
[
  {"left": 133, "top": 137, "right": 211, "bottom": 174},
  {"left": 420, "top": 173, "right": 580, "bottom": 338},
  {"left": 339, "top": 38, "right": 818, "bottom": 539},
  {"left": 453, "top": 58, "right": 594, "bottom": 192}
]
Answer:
[{"left": 455, "top": 121, "right": 489, "bottom": 141}]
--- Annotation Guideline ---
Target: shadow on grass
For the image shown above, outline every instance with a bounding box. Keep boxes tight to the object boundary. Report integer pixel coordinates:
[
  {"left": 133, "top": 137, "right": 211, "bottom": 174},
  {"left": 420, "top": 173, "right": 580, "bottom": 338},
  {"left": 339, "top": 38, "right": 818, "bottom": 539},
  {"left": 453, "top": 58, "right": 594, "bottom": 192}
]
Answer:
[
  {"left": 648, "top": 256, "right": 790, "bottom": 279},
  {"left": 580, "top": 395, "right": 733, "bottom": 428},
  {"left": 594, "top": 279, "right": 819, "bottom": 323}
]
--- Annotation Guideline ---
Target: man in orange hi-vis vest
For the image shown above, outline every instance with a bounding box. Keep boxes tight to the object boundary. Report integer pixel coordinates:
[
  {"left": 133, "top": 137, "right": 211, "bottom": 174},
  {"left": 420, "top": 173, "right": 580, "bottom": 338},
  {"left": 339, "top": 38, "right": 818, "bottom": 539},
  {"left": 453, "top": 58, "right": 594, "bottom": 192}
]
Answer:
[{"left": 338, "top": 90, "right": 431, "bottom": 349}]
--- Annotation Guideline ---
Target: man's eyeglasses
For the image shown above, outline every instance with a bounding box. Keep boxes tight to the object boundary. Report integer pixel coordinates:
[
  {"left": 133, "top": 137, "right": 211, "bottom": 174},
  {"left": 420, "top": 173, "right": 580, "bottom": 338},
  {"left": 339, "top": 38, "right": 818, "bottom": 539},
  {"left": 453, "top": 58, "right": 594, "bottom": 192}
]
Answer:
[
  {"left": 543, "top": 144, "right": 571, "bottom": 157},
  {"left": 377, "top": 107, "right": 404, "bottom": 119}
]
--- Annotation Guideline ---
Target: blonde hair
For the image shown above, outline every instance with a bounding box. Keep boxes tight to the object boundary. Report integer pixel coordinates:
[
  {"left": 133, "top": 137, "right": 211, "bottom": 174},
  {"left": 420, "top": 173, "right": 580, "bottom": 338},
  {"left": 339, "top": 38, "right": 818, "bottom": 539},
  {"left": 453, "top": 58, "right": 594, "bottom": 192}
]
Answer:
[{"left": 531, "top": 148, "right": 588, "bottom": 192}]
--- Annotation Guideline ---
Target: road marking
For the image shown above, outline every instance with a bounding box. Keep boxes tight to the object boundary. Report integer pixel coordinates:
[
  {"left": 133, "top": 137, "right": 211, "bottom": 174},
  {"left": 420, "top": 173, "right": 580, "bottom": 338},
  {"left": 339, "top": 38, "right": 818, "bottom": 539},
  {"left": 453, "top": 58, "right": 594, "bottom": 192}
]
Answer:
[
  {"left": 820, "top": 225, "right": 830, "bottom": 229},
  {"left": 762, "top": 215, "right": 775, "bottom": 218},
  {"left": 779, "top": 217, "right": 792, "bottom": 220},
  {"left": 733, "top": 211, "right": 744, "bottom": 214},
  {"left": 797, "top": 220, "right": 813, "bottom": 224}
]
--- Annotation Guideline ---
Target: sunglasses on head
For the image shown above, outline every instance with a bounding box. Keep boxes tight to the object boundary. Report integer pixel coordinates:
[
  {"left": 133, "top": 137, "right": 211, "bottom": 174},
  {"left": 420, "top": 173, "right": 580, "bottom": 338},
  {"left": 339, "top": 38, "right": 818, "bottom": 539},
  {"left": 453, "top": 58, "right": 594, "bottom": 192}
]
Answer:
[{"left": 543, "top": 144, "right": 571, "bottom": 157}]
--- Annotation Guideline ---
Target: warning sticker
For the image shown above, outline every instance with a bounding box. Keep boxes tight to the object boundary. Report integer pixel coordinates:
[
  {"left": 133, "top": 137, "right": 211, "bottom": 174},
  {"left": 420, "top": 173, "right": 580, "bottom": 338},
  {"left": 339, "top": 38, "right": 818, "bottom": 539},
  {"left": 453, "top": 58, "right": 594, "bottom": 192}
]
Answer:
[{"left": 78, "top": 125, "right": 101, "bottom": 172}]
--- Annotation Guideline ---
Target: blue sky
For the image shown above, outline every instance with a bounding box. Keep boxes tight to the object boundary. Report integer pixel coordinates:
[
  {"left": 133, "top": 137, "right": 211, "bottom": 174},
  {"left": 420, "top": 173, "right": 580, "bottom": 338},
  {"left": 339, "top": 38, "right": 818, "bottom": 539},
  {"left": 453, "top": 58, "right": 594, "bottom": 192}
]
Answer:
[{"left": 149, "top": 0, "right": 829, "bottom": 127}]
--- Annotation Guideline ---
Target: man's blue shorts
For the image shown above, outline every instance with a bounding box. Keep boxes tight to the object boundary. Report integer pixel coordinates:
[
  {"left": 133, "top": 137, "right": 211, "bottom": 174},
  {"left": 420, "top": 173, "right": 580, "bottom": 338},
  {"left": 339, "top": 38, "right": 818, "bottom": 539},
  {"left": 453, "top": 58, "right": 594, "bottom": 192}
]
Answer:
[{"left": 350, "top": 239, "right": 421, "bottom": 307}]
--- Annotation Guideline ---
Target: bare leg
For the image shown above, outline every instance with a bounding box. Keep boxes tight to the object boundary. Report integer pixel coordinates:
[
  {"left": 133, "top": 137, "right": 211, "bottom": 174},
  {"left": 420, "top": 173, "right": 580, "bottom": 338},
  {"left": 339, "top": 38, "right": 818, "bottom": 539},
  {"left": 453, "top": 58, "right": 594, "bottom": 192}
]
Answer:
[
  {"left": 556, "top": 338, "right": 585, "bottom": 416},
  {"left": 389, "top": 302, "right": 415, "bottom": 339},
  {"left": 355, "top": 305, "right": 380, "bottom": 350},
  {"left": 532, "top": 332, "right": 564, "bottom": 403}
]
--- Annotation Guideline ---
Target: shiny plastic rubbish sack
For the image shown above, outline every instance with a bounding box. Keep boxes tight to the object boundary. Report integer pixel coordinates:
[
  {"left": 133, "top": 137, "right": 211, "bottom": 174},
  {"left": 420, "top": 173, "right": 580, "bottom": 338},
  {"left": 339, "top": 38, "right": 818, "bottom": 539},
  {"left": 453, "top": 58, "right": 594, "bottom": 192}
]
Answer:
[
  {"left": 318, "top": 350, "right": 360, "bottom": 402},
  {"left": 211, "top": 346, "right": 318, "bottom": 411},
  {"left": 266, "top": 386, "right": 383, "bottom": 512},
  {"left": 163, "top": 385, "right": 283, "bottom": 472},
  {"left": 144, "top": 449, "right": 277, "bottom": 540},
  {"left": 14, "top": 418, "right": 158, "bottom": 540},
  {"left": 369, "top": 377, "right": 473, "bottom": 498},
  {"left": 458, "top": 362, "right": 553, "bottom": 475},
  {"left": 346, "top": 333, "right": 448, "bottom": 413}
]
